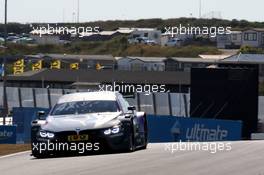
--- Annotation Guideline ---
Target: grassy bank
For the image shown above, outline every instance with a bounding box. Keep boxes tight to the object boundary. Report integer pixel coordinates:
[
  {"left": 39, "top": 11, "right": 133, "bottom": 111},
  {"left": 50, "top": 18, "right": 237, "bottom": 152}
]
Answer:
[{"left": 0, "top": 144, "right": 30, "bottom": 156}]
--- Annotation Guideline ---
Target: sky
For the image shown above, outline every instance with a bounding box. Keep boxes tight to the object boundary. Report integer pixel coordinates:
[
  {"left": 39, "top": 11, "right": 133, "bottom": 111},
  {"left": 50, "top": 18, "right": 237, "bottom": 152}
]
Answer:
[{"left": 0, "top": 0, "right": 263, "bottom": 23}]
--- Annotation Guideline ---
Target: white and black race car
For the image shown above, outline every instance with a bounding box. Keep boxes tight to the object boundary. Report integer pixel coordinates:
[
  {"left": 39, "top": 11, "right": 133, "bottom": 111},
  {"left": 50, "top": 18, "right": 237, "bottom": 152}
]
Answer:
[{"left": 31, "top": 91, "right": 148, "bottom": 158}]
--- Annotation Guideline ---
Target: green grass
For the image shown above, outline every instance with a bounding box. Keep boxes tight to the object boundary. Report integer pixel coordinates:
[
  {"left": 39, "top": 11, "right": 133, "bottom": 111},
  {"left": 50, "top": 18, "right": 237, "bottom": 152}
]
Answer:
[{"left": 0, "top": 144, "right": 30, "bottom": 156}]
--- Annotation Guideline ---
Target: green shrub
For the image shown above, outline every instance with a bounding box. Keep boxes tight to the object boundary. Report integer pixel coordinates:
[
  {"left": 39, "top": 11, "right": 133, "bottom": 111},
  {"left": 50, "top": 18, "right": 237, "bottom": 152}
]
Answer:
[
  {"left": 240, "top": 46, "right": 264, "bottom": 54},
  {"left": 2, "top": 38, "right": 221, "bottom": 57}
]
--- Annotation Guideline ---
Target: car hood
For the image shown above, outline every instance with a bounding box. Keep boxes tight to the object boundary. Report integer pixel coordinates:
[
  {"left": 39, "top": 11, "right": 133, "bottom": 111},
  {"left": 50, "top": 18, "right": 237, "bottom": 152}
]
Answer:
[{"left": 41, "top": 112, "right": 122, "bottom": 132}]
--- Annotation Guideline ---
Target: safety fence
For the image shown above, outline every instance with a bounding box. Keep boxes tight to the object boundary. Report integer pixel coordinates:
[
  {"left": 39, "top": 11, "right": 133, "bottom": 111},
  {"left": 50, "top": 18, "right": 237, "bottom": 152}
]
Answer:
[
  {"left": 0, "top": 87, "right": 264, "bottom": 123},
  {"left": 1, "top": 87, "right": 264, "bottom": 121},
  {"left": 0, "top": 87, "right": 190, "bottom": 117}
]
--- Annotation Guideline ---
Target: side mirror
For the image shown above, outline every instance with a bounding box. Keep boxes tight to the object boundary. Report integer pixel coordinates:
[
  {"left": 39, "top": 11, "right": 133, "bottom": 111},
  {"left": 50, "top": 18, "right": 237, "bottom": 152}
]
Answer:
[
  {"left": 127, "top": 106, "right": 136, "bottom": 111},
  {"left": 37, "top": 111, "right": 46, "bottom": 120}
]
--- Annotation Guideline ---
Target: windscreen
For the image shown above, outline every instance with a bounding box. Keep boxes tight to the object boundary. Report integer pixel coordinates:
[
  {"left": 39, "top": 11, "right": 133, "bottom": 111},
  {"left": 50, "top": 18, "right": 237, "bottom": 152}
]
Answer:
[{"left": 50, "top": 100, "right": 120, "bottom": 116}]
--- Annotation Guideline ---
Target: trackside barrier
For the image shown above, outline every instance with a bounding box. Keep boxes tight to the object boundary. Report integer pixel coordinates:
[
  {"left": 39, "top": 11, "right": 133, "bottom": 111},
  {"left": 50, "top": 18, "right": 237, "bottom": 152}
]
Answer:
[
  {"left": 13, "top": 107, "right": 50, "bottom": 143},
  {"left": 146, "top": 115, "right": 242, "bottom": 142},
  {"left": 0, "top": 125, "right": 17, "bottom": 144}
]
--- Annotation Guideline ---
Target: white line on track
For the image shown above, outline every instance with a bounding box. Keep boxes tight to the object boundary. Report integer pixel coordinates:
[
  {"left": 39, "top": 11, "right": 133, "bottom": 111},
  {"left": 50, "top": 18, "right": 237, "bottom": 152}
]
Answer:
[{"left": 0, "top": 150, "right": 30, "bottom": 159}]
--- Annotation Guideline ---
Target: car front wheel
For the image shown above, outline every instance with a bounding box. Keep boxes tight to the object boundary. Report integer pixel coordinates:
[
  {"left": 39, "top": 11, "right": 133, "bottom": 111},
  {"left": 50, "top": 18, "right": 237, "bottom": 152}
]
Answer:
[{"left": 31, "top": 150, "right": 49, "bottom": 159}]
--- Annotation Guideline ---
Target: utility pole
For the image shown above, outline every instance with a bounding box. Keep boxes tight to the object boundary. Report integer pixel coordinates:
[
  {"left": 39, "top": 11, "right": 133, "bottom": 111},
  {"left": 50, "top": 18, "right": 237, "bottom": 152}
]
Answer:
[
  {"left": 72, "top": 12, "right": 76, "bottom": 23},
  {"left": 62, "top": 8, "right": 65, "bottom": 23},
  {"left": 3, "top": 0, "right": 8, "bottom": 125},
  {"left": 77, "top": 0, "right": 80, "bottom": 23},
  {"left": 199, "top": 0, "right": 202, "bottom": 18}
]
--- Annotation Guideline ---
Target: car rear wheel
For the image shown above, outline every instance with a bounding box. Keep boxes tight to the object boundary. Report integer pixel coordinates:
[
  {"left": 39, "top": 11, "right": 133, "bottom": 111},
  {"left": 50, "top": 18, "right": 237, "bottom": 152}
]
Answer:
[
  {"left": 126, "top": 122, "right": 135, "bottom": 152},
  {"left": 142, "top": 120, "right": 148, "bottom": 149}
]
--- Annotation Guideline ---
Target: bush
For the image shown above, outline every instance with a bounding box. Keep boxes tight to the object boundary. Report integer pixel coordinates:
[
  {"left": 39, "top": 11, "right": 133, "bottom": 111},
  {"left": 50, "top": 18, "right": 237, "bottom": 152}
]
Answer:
[
  {"left": 2, "top": 38, "right": 221, "bottom": 57},
  {"left": 240, "top": 46, "right": 264, "bottom": 54}
]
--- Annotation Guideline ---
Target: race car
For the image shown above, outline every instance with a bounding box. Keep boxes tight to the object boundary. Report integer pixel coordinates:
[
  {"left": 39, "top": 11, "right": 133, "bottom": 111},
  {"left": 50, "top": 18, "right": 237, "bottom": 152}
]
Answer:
[{"left": 31, "top": 91, "right": 148, "bottom": 158}]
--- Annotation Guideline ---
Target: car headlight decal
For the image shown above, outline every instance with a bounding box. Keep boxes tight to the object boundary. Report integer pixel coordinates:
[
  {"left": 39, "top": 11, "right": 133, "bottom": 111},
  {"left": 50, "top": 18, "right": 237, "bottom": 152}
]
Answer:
[
  {"left": 47, "top": 132, "right": 55, "bottom": 138},
  {"left": 104, "top": 129, "right": 112, "bottom": 135},
  {"left": 104, "top": 125, "right": 121, "bottom": 135},
  {"left": 39, "top": 130, "right": 55, "bottom": 138},
  {"left": 111, "top": 126, "right": 120, "bottom": 134},
  {"left": 39, "top": 130, "right": 47, "bottom": 138}
]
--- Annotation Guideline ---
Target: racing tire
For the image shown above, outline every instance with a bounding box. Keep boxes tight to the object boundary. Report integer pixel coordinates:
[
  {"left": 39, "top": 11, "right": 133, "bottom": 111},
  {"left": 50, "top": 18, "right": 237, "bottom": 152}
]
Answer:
[
  {"left": 126, "top": 122, "right": 135, "bottom": 152},
  {"left": 142, "top": 115, "right": 148, "bottom": 150},
  {"left": 142, "top": 131, "right": 148, "bottom": 150}
]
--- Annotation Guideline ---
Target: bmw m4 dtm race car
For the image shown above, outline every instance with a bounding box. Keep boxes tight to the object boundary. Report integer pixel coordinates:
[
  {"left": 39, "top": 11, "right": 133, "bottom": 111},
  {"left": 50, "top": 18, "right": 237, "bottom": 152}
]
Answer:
[{"left": 31, "top": 91, "right": 148, "bottom": 158}]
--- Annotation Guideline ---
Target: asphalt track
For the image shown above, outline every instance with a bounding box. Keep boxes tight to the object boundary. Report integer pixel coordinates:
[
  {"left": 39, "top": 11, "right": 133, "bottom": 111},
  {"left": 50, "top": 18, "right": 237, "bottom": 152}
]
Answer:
[{"left": 0, "top": 141, "right": 264, "bottom": 175}]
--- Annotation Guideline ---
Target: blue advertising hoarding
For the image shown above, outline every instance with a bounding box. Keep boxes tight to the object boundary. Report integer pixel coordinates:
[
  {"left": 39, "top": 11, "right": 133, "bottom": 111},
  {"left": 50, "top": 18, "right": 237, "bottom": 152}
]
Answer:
[
  {"left": 13, "top": 107, "right": 50, "bottom": 143},
  {"left": 0, "top": 125, "right": 17, "bottom": 144},
  {"left": 147, "top": 115, "right": 242, "bottom": 142}
]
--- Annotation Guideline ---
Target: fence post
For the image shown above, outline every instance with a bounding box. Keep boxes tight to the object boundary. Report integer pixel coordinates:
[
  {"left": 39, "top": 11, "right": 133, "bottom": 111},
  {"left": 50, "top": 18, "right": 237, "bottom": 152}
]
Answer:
[
  {"left": 136, "top": 93, "right": 141, "bottom": 111},
  {"left": 168, "top": 93, "right": 173, "bottom": 116},
  {"left": 32, "top": 88, "right": 36, "bottom": 108},
  {"left": 47, "top": 88, "right": 51, "bottom": 108},
  {"left": 183, "top": 94, "right": 188, "bottom": 117},
  {"left": 18, "top": 88, "right": 22, "bottom": 107},
  {"left": 152, "top": 93, "right": 157, "bottom": 115}
]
